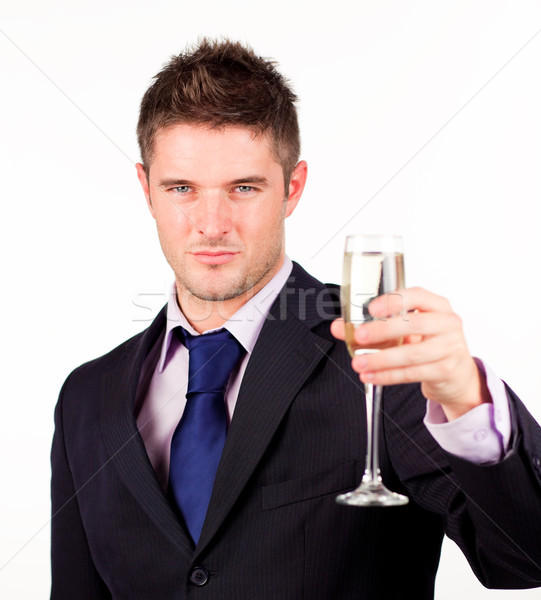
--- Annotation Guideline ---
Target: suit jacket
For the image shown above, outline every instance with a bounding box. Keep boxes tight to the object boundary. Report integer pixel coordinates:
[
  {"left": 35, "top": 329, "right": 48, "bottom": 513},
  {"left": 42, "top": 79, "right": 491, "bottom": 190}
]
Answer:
[{"left": 51, "top": 262, "right": 541, "bottom": 599}]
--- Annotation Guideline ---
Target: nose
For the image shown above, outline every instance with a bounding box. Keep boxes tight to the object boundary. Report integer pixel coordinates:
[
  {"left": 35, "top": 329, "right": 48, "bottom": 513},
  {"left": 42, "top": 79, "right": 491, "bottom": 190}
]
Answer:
[{"left": 194, "top": 193, "right": 232, "bottom": 240}]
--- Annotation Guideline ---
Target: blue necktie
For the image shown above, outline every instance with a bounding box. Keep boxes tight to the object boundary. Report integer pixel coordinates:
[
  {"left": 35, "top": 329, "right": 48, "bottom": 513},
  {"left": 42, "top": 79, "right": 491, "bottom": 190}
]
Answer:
[{"left": 169, "top": 327, "right": 244, "bottom": 543}]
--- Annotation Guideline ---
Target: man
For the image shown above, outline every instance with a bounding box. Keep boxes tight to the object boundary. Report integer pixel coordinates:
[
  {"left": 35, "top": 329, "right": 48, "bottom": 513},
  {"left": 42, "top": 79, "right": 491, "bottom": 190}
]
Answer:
[{"left": 51, "top": 39, "right": 541, "bottom": 599}]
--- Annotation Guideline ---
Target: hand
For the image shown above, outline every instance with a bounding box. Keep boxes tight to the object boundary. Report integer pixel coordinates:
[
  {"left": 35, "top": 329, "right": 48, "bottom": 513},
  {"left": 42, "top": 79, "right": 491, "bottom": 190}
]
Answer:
[{"left": 330, "top": 287, "right": 491, "bottom": 420}]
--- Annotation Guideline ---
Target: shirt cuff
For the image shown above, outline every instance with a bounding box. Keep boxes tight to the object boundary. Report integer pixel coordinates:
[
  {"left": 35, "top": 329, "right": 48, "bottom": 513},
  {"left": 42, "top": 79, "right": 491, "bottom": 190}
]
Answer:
[{"left": 423, "top": 358, "right": 512, "bottom": 464}]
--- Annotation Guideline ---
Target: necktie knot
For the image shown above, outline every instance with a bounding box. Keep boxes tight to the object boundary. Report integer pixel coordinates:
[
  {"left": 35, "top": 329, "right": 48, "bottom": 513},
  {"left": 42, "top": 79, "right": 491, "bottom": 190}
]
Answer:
[{"left": 177, "top": 328, "right": 244, "bottom": 396}]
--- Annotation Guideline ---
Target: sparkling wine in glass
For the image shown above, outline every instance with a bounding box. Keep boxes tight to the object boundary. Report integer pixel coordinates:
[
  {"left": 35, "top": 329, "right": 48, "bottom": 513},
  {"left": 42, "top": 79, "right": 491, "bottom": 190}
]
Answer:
[{"left": 336, "top": 234, "right": 409, "bottom": 507}]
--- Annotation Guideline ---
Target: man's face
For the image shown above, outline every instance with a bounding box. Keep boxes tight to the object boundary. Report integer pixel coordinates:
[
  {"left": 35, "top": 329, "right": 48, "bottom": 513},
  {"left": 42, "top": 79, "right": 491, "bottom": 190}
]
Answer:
[{"left": 137, "top": 124, "right": 306, "bottom": 308}]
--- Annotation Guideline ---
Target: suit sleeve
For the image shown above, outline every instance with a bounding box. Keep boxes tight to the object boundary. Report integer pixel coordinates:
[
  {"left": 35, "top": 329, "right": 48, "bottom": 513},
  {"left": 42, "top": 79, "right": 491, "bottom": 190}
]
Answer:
[
  {"left": 384, "top": 382, "right": 541, "bottom": 589},
  {"left": 443, "top": 387, "right": 541, "bottom": 587},
  {"left": 50, "top": 378, "right": 112, "bottom": 600}
]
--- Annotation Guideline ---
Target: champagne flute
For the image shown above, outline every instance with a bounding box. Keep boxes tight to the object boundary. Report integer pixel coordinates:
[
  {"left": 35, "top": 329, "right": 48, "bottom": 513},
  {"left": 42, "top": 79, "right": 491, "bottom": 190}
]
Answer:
[{"left": 336, "top": 234, "right": 409, "bottom": 507}]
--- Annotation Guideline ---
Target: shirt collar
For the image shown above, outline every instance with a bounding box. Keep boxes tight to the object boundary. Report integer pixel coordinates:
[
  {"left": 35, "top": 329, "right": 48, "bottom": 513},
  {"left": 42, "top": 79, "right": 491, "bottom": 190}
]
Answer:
[{"left": 157, "top": 256, "right": 293, "bottom": 372}]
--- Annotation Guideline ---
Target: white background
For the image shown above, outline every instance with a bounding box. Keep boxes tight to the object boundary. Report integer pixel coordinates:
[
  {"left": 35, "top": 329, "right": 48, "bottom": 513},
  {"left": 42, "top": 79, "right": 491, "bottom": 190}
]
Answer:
[{"left": 1, "top": 0, "right": 541, "bottom": 597}]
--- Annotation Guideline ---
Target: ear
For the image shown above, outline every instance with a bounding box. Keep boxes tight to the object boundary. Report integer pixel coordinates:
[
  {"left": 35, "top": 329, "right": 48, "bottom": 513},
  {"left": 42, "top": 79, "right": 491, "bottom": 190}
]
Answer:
[
  {"left": 136, "top": 162, "right": 155, "bottom": 218},
  {"left": 285, "top": 160, "right": 307, "bottom": 218}
]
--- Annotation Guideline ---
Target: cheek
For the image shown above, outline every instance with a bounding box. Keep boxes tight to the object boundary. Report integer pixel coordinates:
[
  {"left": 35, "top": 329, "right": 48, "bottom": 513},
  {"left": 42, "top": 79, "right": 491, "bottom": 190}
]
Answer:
[
  {"left": 240, "top": 203, "right": 285, "bottom": 236},
  {"left": 154, "top": 202, "right": 191, "bottom": 233},
  {"left": 236, "top": 217, "right": 280, "bottom": 251},
  {"left": 153, "top": 216, "right": 192, "bottom": 258}
]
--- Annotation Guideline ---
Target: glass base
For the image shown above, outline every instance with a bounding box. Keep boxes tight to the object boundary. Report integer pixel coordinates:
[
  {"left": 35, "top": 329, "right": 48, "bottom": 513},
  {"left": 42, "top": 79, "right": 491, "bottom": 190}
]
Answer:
[{"left": 336, "top": 482, "right": 409, "bottom": 507}]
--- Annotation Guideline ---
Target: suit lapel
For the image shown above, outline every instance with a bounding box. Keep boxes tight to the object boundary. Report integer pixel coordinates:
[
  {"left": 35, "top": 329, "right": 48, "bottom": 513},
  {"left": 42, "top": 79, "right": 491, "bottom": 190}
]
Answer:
[
  {"left": 96, "top": 263, "right": 340, "bottom": 561},
  {"left": 99, "top": 307, "right": 195, "bottom": 560},
  {"left": 196, "top": 263, "right": 338, "bottom": 554}
]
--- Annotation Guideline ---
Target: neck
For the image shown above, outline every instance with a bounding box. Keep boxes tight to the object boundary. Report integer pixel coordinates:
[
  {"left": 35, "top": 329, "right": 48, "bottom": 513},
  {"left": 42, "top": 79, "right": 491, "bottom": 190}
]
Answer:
[{"left": 176, "top": 291, "right": 252, "bottom": 334}]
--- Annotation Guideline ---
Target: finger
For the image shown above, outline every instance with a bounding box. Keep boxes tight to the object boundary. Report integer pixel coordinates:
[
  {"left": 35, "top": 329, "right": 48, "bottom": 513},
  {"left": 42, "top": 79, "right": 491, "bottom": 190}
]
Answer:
[
  {"left": 358, "top": 357, "right": 462, "bottom": 387},
  {"left": 368, "top": 287, "right": 453, "bottom": 319},
  {"left": 330, "top": 318, "right": 345, "bottom": 340},
  {"left": 354, "top": 311, "right": 463, "bottom": 347},
  {"left": 351, "top": 333, "right": 463, "bottom": 373}
]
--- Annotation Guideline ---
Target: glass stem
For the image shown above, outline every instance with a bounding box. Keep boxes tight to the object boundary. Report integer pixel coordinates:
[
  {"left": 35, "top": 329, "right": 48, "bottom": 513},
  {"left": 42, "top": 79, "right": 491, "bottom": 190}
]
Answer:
[{"left": 362, "top": 383, "right": 383, "bottom": 485}]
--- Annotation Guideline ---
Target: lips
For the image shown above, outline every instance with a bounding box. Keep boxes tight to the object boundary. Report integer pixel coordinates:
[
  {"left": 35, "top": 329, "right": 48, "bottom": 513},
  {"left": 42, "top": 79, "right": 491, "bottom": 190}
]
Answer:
[{"left": 191, "top": 251, "right": 238, "bottom": 265}]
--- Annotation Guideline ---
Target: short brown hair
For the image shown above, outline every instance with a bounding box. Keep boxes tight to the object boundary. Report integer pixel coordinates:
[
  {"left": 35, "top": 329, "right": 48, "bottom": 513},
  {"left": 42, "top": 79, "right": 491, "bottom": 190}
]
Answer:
[{"left": 137, "top": 38, "right": 301, "bottom": 186}]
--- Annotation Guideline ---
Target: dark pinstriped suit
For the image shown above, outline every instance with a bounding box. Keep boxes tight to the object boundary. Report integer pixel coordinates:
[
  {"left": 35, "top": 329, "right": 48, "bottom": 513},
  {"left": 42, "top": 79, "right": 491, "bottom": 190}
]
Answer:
[{"left": 51, "top": 262, "right": 541, "bottom": 599}]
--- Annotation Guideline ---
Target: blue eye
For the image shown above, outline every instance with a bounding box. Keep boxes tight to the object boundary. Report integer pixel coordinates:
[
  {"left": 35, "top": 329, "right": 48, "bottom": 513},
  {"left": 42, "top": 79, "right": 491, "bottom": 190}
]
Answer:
[
  {"left": 235, "top": 186, "right": 254, "bottom": 193},
  {"left": 173, "top": 186, "right": 191, "bottom": 193}
]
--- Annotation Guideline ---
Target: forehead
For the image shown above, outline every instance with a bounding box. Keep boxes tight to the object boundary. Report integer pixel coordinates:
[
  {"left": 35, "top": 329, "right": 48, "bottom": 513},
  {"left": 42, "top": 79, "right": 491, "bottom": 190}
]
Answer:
[
  {"left": 152, "top": 124, "right": 274, "bottom": 163},
  {"left": 148, "top": 124, "right": 284, "bottom": 185}
]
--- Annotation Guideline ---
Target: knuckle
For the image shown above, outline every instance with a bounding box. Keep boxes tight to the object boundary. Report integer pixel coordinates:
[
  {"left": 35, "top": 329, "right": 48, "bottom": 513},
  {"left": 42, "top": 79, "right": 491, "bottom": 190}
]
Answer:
[
  {"left": 407, "top": 311, "right": 423, "bottom": 332},
  {"left": 407, "top": 345, "right": 424, "bottom": 365},
  {"left": 383, "top": 370, "right": 398, "bottom": 385},
  {"left": 449, "top": 313, "right": 463, "bottom": 329},
  {"left": 438, "top": 360, "right": 456, "bottom": 379},
  {"left": 403, "top": 365, "right": 419, "bottom": 383}
]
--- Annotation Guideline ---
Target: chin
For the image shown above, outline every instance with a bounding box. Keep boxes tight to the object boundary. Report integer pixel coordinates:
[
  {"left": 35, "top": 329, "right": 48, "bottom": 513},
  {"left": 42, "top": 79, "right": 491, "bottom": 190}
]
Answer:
[
  {"left": 176, "top": 256, "right": 278, "bottom": 303},
  {"left": 186, "top": 279, "right": 250, "bottom": 303},
  {"left": 204, "top": 283, "right": 251, "bottom": 302}
]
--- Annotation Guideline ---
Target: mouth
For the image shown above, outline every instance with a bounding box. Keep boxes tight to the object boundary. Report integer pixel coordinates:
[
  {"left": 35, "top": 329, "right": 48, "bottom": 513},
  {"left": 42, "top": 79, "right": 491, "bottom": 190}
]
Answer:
[{"left": 191, "top": 250, "right": 239, "bottom": 266}]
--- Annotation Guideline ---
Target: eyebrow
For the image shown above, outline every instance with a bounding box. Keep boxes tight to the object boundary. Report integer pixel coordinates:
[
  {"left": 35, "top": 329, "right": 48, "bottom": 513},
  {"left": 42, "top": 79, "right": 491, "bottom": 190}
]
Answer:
[
  {"left": 158, "top": 176, "right": 271, "bottom": 189},
  {"left": 229, "top": 176, "right": 270, "bottom": 187},
  {"left": 158, "top": 178, "right": 193, "bottom": 189}
]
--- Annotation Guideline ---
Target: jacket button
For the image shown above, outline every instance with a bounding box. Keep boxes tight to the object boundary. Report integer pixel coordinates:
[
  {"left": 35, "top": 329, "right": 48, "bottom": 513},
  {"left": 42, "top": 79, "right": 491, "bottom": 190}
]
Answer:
[{"left": 190, "top": 567, "right": 209, "bottom": 587}]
